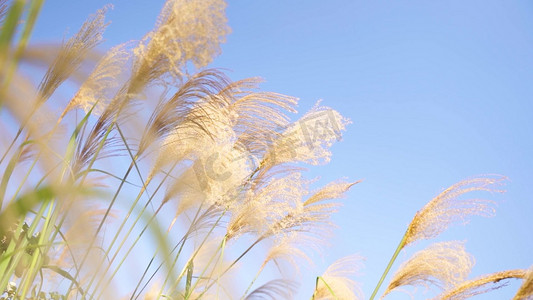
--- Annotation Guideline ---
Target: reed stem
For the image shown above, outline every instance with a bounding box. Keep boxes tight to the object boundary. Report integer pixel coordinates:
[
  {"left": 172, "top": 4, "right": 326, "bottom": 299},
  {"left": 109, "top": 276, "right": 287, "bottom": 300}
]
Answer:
[{"left": 369, "top": 233, "right": 407, "bottom": 300}]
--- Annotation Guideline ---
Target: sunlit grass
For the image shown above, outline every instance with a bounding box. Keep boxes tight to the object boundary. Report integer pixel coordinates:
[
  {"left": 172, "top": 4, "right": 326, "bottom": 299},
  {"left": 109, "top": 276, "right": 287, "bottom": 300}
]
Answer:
[{"left": 0, "top": 1, "right": 531, "bottom": 299}]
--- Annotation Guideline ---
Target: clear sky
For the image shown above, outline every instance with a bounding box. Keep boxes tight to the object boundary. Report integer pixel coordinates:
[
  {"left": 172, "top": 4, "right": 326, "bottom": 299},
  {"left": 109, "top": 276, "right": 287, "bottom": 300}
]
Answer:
[{"left": 29, "top": 1, "right": 533, "bottom": 299}]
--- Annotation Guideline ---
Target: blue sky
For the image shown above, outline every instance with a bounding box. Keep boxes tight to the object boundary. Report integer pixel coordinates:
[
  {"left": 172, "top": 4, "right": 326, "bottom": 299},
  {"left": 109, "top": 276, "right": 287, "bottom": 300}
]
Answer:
[{"left": 29, "top": 1, "right": 533, "bottom": 299}]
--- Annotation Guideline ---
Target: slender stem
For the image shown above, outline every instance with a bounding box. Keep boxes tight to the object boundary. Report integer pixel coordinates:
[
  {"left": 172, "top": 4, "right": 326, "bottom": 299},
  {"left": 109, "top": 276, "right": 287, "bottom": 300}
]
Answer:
[
  {"left": 311, "top": 276, "right": 319, "bottom": 300},
  {"left": 0, "top": 0, "right": 25, "bottom": 94},
  {"left": 131, "top": 204, "right": 204, "bottom": 300},
  {"left": 92, "top": 157, "right": 181, "bottom": 298},
  {"left": 162, "top": 209, "right": 228, "bottom": 299},
  {"left": 368, "top": 233, "right": 407, "bottom": 300},
  {"left": 186, "top": 236, "right": 226, "bottom": 298},
  {"left": 0, "top": 127, "right": 22, "bottom": 165},
  {"left": 241, "top": 261, "right": 267, "bottom": 299},
  {"left": 19, "top": 198, "right": 55, "bottom": 299},
  {"left": 86, "top": 175, "right": 153, "bottom": 297},
  {"left": 197, "top": 237, "right": 263, "bottom": 298},
  {"left": 2, "top": 0, "right": 44, "bottom": 93},
  {"left": 311, "top": 277, "right": 338, "bottom": 300},
  {"left": 19, "top": 108, "right": 83, "bottom": 298},
  {"left": 94, "top": 204, "right": 164, "bottom": 299},
  {"left": 70, "top": 158, "right": 136, "bottom": 294}
]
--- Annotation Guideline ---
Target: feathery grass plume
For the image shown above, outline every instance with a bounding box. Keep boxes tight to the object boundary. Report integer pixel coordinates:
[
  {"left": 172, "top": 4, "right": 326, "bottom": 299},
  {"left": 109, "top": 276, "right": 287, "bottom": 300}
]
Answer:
[
  {"left": 228, "top": 78, "right": 298, "bottom": 159},
  {"left": 225, "top": 172, "right": 306, "bottom": 240},
  {"left": 190, "top": 143, "right": 252, "bottom": 207},
  {"left": 304, "top": 180, "right": 360, "bottom": 207},
  {"left": 226, "top": 172, "right": 307, "bottom": 240},
  {"left": 51, "top": 206, "right": 116, "bottom": 285},
  {"left": 434, "top": 269, "right": 528, "bottom": 300},
  {"left": 37, "top": 5, "right": 108, "bottom": 103},
  {"left": 73, "top": 114, "right": 123, "bottom": 175},
  {"left": 186, "top": 204, "right": 225, "bottom": 237},
  {"left": 150, "top": 90, "right": 234, "bottom": 178},
  {"left": 163, "top": 164, "right": 209, "bottom": 220},
  {"left": 139, "top": 69, "right": 230, "bottom": 155},
  {"left": 312, "top": 254, "right": 364, "bottom": 300},
  {"left": 230, "top": 110, "right": 353, "bottom": 238},
  {"left": 225, "top": 194, "right": 278, "bottom": 240},
  {"left": 262, "top": 177, "right": 357, "bottom": 243},
  {"left": 241, "top": 233, "right": 313, "bottom": 296},
  {"left": 132, "top": 0, "right": 229, "bottom": 88},
  {"left": 2, "top": 74, "right": 64, "bottom": 174},
  {"left": 3, "top": 73, "right": 40, "bottom": 129},
  {"left": 245, "top": 279, "right": 299, "bottom": 300},
  {"left": 262, "top": 232, "right": 312, "bottom": 273},
  {"left": 63, "top": 43, "right": 130, "bottom": 117},
  {"left": 266, "top": 102, "right": 349, "bottom": 165},
  {"left": 191, "top": 172, "right": 348, "bottom": 298},
  {"left": 21, "top": 43, "right": 102, "bottom": 73},
  {"left": 382, "top": 241, "right": 474, "bottom": 298},
  {"left": 222, "top": 174, "right": 342, "bottom": 298},
  {"left": 155, "top": 76, "right": 299, "bottom": 192},
  {"left": 404, "top": 175, "right": 506, "bottom": 246},
  {"left": 184, "top": 235, "right": 238, "bottom": 297},
  {"left": 71, "top": 76, "right": 141, "bottom": 177},
  {"left": 369, "top": 176, "right": 506, "bottom": 300},
  {"left": 30, "top": 6, "right": 112, "bottom": 175},
  {"left": 514, "top": 267, "right": 533, "bottom": 300},
  {"left": 254, "top": 102, "right": 350, "bottom": 187}
]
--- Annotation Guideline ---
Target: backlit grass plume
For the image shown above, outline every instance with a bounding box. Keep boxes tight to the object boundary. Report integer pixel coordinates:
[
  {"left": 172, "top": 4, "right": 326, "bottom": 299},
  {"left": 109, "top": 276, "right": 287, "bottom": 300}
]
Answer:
[
  {"left": 311, "top": 254, "right": 364, "bottom": 300},
  {"left": 369, "top": 176, "right": 507, "bottom": 300},
  {"left": 63, "top": 44, "right": 130, "bottom": 117},
  {"left": 434, "top": 269, "right": 528, "bottom": 300},
  {"left": 514, "top": 267, "right": 533, "bottom": 300},
  {"left": 404, "top": 176, "right": 506, "bottom": 246},
  {"left": 245, "top": 279, "right": 299, "bottom": 300},
  {"left": 382, "top": 241, "right": 474, "bottom": 298},
  {"left": 133, "top": 0, "right": 229, "bottom": 84},
  {"left": 37, "top": 5, "right": 108, "bottom": 104}
]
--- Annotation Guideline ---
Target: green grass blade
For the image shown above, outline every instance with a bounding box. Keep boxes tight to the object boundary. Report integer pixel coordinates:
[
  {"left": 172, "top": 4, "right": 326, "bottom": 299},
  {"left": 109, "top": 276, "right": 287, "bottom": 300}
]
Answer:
[
  {"left": 0, "top": 145, "right": 23, "bottom": 210},
  {"left": 0, "top": 0, "right": 24, "bottom": 62},
  {"left": 369, "top": 234, "right": 407, "bottom": 300},
  {"left": 42, "top": 265, "right": 85, "bottom": 295},
  {"left": 1, "top": 0, "right": 45, "bottom": 95},
  {"left": 0, "top": 186, "right": 54, "bottom": 237}
]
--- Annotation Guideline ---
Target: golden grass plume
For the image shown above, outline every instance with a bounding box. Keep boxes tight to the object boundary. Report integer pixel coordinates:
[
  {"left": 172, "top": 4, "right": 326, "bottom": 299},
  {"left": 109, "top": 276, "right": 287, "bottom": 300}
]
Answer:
[
  {"left": 514, "top": 266, "right": 533, "bottom": 300},
  {"left": 383, "top": 241, "right": 474, "bottom": 298},
  {"left": 313, "top": 254, "right": 364, "bottom": 300},
  {"left": 434, "top": 269, "right": 528, "bottom": 300},
  {"left": 404, "top": 175, "right": 506, "bottom": 246}
]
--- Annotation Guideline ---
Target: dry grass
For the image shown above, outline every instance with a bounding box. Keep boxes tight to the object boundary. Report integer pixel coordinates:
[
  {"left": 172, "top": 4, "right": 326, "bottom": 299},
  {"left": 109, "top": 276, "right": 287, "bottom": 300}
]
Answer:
[
  {"left": 0, "top": 1, "right": 529, "bottom": 299},
  {"left": 382, "top": 241, "right": 474, "bottom": 297}
]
